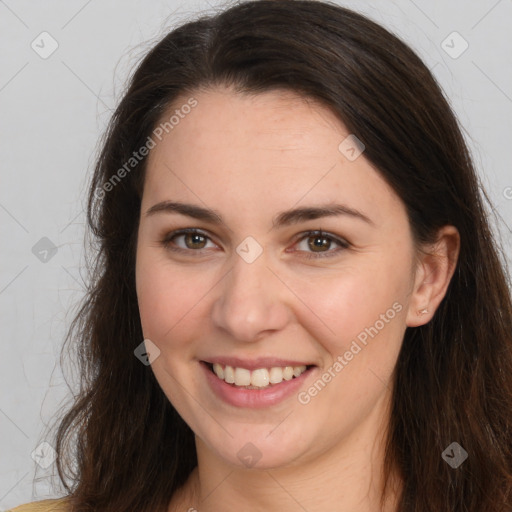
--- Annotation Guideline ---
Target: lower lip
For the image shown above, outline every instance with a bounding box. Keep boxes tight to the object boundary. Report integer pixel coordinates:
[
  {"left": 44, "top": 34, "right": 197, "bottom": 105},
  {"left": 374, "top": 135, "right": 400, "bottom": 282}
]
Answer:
[{"left": 200, "top": 361, "right": 316, "bottom": 408}]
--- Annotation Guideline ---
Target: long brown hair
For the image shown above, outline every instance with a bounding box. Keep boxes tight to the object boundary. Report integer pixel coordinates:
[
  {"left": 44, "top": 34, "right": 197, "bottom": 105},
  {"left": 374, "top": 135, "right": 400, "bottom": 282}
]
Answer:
[{"left": 47, "top": 1, "right": 512, "bottom": 510}]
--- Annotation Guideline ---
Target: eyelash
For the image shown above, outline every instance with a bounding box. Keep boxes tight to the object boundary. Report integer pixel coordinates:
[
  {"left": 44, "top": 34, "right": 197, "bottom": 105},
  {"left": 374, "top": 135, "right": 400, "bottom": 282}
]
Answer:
[{"left": 159, "top": 228, "right": 350, "bottom": 259}]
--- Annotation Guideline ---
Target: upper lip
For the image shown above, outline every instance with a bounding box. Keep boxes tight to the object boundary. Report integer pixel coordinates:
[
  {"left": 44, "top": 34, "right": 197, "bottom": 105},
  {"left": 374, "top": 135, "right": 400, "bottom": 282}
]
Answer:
[{"left": 202, "top": 356, "right": 316, "bottom": 371}]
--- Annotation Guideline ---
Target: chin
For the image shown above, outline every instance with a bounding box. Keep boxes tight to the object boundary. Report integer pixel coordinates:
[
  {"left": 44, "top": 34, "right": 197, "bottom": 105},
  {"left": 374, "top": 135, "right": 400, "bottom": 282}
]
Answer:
[{"left": 198, "top": 425, "right": 313, "bottom": 470}]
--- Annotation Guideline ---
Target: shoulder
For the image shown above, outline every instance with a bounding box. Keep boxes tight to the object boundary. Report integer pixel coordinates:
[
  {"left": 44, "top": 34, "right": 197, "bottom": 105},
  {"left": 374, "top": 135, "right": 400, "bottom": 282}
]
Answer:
[{"left": 8, "top": 498, "right": 69, "bottom": 512}]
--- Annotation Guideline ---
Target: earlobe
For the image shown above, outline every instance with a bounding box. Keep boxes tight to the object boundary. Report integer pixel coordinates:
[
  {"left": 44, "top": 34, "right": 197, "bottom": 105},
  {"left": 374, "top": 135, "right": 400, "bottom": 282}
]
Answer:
[{"left": 406, "top": 225, "right": 460, "bottom": 328}]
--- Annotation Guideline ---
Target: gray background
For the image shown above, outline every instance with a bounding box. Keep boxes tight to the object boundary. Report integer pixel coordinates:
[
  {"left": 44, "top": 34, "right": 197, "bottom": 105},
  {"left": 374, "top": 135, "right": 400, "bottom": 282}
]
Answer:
[{"left": 1, "top": 0, "right": 511, "bottom": 509}]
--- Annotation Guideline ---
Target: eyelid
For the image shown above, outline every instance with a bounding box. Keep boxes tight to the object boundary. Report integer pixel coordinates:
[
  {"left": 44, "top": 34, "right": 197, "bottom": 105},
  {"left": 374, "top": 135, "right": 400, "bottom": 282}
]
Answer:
[
  {"left": 289, "top": 230, "right": 350, "bottom": 259},
  {"left": 159, "top": 228, "right": 350, "bottom": 259},
  {"left": 160, "top": 228, "right": 219, "bottom": 250}
]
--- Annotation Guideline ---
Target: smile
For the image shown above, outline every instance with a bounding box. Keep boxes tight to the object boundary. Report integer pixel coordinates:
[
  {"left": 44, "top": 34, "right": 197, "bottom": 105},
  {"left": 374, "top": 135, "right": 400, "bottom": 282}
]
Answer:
[
  {"left": 200, "top": 360, "right": 318, "bottom": 408},
  {"left": 207, "top": 362, "right": 312, "bottom": 389}
]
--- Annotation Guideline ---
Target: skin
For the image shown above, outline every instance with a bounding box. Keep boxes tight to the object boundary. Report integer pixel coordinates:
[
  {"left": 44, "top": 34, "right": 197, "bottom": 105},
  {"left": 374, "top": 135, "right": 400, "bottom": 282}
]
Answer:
[{"left": 135, "top": 86, "right": 460, "bottom": 512}]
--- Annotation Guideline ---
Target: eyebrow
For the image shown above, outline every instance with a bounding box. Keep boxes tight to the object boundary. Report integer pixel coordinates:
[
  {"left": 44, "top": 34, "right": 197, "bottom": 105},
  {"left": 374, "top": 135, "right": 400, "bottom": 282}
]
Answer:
[{"left": 144, "top": 200, "right": 374, "bottom": 228}]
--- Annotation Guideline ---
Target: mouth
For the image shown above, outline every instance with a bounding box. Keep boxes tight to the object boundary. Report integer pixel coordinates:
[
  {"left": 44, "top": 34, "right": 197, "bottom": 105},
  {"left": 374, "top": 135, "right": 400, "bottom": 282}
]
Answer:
[{"left": 201, "top": 361, "right": 317, "bottom": 390}]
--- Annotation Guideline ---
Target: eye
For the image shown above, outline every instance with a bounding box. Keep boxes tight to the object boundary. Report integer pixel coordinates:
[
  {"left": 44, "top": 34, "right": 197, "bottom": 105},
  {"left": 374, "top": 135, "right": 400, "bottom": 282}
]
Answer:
[
  {"left": 160, "top": 228, "right": 216, "bottom": 253},
  {"left": 159, "top": 228, "right": 350, "bottom": 259},
  {"left": 292, "top": 230, "right": 350, "bottom": 259}
]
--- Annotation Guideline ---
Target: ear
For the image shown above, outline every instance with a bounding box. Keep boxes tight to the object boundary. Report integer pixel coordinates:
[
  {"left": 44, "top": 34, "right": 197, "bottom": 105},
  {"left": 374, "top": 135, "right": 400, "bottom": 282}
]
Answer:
[{"left": 406, "top": 225, "right": 460, "bottom": 327}]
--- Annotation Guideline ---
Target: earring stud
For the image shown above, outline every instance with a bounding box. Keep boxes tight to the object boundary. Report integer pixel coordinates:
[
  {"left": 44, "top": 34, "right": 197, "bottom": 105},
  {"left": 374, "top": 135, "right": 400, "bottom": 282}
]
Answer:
[{"left": 418, "top": 308, "right": 428, "bottom": 315}]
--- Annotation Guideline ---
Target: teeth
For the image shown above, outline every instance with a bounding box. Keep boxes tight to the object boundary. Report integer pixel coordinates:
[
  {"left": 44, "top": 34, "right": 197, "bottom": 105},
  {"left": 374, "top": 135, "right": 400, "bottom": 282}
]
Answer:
[
  {"left": 251, "top": 368, "right": 270, "bottom": 387},
  {"left": 224, "top": 365, "right": 235, "bottom": 384},
  {"left": 283, "top": 366, "right": 294, "bottom": 380},
  {"left": 211, "top": 363, "right": 308, "bottom": 388},
  {"left": 234, "top": 367, "right": 251, "bottom": 386}
]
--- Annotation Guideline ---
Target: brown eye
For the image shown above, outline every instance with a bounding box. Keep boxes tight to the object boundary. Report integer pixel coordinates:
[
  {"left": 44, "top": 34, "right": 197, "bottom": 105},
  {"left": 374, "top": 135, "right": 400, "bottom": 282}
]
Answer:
[
  {"left": 160, "top": 229, "right": 215, "bottom": 253},
  {"left": 295, "top": 230, "right": 349, "bottom": 259},
  {"left": 182, "top": 232, "right": 208, "bottom": 249},
  {"left": 307, "top": 234, "right": 332, "bottom": 252},
  {"left": 160, "top": 228, "right": 349, "bottom": 260}
]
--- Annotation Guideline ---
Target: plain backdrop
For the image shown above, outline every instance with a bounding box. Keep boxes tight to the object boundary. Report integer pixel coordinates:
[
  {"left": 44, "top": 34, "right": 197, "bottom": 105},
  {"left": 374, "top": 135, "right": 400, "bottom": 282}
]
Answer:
[{"left": 1, "top": 0, "right": 511, "bottom": 509}]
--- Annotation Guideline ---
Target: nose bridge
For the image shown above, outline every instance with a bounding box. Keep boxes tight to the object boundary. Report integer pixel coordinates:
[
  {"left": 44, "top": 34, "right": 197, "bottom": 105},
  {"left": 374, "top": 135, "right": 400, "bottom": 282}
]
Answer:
[{"left": 211, "top": 243, "right": 289, "bottom": 342}]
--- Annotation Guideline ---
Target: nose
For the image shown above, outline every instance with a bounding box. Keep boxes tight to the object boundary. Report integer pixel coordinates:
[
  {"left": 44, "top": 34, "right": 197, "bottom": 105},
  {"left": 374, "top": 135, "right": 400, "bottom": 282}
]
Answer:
[{"left": 211, "top": 247, "right": 291, "bottom": 342}]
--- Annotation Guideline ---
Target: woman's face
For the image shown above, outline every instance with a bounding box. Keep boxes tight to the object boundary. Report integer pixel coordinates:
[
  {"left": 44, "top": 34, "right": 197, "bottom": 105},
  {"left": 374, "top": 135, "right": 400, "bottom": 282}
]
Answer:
[{"left": 135, "top": 86, "right": 419, "bottom": 470}]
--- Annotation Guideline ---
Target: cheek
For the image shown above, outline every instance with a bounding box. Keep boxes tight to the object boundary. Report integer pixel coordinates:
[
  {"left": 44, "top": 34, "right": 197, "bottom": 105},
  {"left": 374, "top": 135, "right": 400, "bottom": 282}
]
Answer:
[
  {"left": 292, "top": 266, "right": 407, "bottom": 432},
  {"left": 136, "top": 252, "right": 204, "bottom": 343},
  {"left": 295, "top": 263, "right": 408, "bottom": 339},
  {"left": 288, "top": 252, "right": 410, "bottom": 380}
]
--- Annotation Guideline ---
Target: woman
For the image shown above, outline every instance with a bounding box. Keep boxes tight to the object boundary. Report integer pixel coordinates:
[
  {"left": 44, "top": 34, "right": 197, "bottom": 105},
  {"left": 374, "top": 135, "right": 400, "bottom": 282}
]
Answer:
[{"left": 10, "top": 0, "right": 512, "bottom": 511}]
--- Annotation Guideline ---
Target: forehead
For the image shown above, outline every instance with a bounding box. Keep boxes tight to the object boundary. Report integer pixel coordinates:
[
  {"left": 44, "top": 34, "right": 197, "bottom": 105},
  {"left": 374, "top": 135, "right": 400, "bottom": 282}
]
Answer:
[
  {"left": 158, "top": 87, "right": 342, "bottom": 152},
  {"left": 142, "top": 87, "right": 404, "bottom": 228}
]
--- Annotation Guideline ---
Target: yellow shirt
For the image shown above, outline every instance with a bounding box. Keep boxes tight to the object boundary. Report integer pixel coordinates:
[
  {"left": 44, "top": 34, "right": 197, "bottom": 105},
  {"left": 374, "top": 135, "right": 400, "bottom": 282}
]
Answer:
[{"left": 7, "top": 498, "right": 69, "bottom": 512}]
